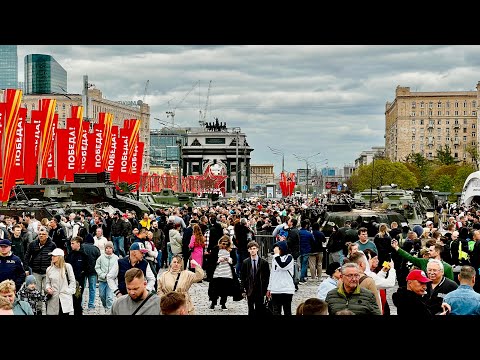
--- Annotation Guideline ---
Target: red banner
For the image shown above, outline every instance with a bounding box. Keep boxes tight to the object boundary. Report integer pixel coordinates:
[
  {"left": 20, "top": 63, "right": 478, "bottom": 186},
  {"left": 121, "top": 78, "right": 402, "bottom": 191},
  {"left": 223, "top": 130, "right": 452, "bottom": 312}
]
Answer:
[
  {"left": 107, "top": 126, "right": 119, "bottom": 182},
  {"left": 56, "top": 128, "right": 69, "bottom": 182},
  {"left": 0, "top": 102, "right": 5, "bottom": 190},
  {"left": 39, "top": 99, "right": 57, "bottom": 179},
  {"left": 79, "top": 121, "right": 89, "bottom": 173},
  {"left": 99, "top": 112, "right": 114, "bottom": 170},
  {"left": 85, "top": 132, "right": 97, "bottom": 173},
  {"left": 117, "top": 127, "right": 132, "bottom": 183},
  {"left": 92, "top": 123, "right": 105, "bottom": 173},
  {"left": 1, "top": 89, "right": 23, "bottom": 201}
]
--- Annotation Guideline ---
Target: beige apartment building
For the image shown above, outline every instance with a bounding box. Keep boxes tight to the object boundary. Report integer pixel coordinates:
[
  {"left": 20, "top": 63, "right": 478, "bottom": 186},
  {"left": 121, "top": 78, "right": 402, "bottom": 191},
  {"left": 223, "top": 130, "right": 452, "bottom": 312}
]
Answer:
[
  {"left": 385, "top": 84, "right": 480, "bottom": 164},
  {"left": 250, "top": 164, "right": 275, "bottom": 191}
]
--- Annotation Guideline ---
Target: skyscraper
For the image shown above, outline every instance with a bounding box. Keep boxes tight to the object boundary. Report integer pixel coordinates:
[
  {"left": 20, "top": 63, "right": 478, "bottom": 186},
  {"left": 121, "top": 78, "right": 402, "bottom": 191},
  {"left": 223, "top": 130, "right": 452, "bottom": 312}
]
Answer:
[
  {"left": 0, "top": 45, "right": 18, "bottom": 90},
  {"left": 24, "top": 54, "right": 67, "bottom": 94}
]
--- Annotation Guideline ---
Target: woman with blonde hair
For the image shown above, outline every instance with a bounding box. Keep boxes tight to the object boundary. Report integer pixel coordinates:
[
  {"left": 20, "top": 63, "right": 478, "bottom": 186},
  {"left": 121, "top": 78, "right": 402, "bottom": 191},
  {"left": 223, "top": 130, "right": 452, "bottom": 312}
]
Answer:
[
  {"left": 157, "top": 254, "right": 204, "bottom": 315},
  {"left": 45, "top": 248, "right": 76, "bottom": 315}
]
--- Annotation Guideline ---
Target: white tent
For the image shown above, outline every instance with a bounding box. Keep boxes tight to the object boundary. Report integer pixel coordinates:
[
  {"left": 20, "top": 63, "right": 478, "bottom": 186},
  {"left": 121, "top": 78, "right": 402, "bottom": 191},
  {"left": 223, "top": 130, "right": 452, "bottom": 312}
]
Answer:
[{"left": 460, "top": 170, "right": 480, "bottom": 206}]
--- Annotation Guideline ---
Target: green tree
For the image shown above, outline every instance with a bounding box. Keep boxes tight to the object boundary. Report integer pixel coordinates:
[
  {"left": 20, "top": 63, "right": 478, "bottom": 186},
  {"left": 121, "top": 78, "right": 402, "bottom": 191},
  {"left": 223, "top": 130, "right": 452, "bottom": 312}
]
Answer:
[
  {"left": 350, "top": 160, "right": 417, "bottom": 192},
  {"left": 432, "top": 175, "right": 454, "bottom": 192},
  {"left": 453, "top": 164, "right": 477, "bottom": 192},
  {"left": 404, "top": 152, "right": 432, "bottom": 187},
  {"left": 435, "top": 145, "right": 457, "bottom": 165},
  {"left": 466, "top": 145, "right": 479, "bottom": 170}
]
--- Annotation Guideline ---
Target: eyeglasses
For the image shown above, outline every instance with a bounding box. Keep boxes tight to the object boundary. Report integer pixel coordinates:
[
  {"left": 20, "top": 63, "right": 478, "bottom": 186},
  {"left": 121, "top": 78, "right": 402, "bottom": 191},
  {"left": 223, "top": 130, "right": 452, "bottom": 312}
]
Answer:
[
  {"left": 427, "top": 269, "right": 441, "bottom": 273},
  {"left": 39, "top": 234, "right": 47, "bottom": 236},
  {"left": 342, "top": 274, "right": 361, "bottom": 279}
]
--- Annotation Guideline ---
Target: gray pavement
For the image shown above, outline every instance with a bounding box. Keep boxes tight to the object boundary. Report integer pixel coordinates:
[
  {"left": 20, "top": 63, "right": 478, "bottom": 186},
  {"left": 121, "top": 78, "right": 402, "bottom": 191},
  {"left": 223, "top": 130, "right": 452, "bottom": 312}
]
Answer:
[{"left": 81, "top": 268, "right": 398, "bottom": 315}]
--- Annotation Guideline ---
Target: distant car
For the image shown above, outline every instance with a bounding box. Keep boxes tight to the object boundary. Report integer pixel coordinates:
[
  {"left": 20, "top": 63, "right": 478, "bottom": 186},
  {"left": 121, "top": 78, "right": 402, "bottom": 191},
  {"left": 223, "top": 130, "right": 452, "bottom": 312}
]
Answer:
[{"left": 294, "top": 191, "right": 303, "bottom": 198}]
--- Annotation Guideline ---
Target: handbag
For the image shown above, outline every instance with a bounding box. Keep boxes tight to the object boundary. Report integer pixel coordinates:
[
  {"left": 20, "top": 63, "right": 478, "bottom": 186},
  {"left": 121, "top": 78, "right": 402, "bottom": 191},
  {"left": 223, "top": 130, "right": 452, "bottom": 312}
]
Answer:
[
  {"left": 65, "top": 267, "right": 82, "bottom": 299},
  {"left": 264, "top": 297, "right": 274, "bottom": 315}
]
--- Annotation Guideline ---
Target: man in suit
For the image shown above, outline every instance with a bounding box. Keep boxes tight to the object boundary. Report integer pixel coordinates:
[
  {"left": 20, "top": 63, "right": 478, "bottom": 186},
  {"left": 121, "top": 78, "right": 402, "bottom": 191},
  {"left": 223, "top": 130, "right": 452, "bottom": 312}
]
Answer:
[{"left": 240, "top": 240, "right": 270, "bottom": 315}]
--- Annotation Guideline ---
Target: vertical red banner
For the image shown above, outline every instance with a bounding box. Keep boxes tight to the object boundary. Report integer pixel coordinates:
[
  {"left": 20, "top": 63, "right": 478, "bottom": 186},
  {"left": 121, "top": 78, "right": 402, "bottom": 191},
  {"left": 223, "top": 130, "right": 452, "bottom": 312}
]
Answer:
[
  {"left": 117, "top": 127, "right": 132, "bottom": 183},
  {"left": 128, "top": 141, "right": 140, "bottom": 184},
  {"left": 56, "top": 128, "right": 69, "bottom": 181},
  {"left": 92, "top": 122, "right": 105, "bottom": 173},
  {"left": 85, "top": 132, "right": 97, "bottom": 173},
  {"left": 1, "top": 89, "right": 23, "bottom": 201},
  {"left": 79, "top": 121, "right": 90, "bottom": 173},
  {"left": 43, "top": 114, "right": 58, "bottom": 179},
  {"left": 0, "top": 102, "right": 5, "bottom": 190},
  {"left": 107, "top": 125, "right": 118, "bottom": 182},
  {"left": 130, "top": 141, "right": 144, "bottom": 186},
  {"left": 39, "top": 99, "right": 57, "bottom": 179},
  {"left": 100, "top": 113, "right": 113, "bottom": 170}
]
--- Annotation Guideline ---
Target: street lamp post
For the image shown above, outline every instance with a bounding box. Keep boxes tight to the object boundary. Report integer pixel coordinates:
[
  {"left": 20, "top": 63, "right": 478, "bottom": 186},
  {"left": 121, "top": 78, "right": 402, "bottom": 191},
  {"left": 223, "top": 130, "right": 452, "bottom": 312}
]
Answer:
[
  {"left": 293, "top": 152, "right": 322, "bottom": 199},
  {"left": 176, "top": 139, "right": 182, "bottom": 192},
  {"left": 233, "top": 127, "right": 241, "bottom": 195},
  {"left": 268, "top": 146, "right": 285, "bottom": 174}
]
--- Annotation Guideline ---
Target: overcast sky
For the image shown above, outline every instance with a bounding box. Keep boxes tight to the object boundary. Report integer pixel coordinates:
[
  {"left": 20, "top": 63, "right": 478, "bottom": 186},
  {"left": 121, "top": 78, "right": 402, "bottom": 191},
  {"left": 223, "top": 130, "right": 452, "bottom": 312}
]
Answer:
[{"left": 16, "top": 45, "right": 480, "bottom": 174}]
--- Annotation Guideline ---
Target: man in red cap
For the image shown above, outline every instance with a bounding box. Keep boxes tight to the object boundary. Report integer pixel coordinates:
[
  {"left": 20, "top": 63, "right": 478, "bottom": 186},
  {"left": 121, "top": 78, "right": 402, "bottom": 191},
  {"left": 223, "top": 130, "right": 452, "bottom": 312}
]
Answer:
[{"left": 392, "top": 269, "right": 433, "bottom": 317}]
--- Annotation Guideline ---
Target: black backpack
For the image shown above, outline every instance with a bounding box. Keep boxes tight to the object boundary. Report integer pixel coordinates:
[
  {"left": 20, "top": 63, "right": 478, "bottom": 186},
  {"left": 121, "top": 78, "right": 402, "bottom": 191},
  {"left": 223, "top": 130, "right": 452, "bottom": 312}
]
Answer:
[{"left": 76, "top": 222, "right": 88, "bottom": 240}]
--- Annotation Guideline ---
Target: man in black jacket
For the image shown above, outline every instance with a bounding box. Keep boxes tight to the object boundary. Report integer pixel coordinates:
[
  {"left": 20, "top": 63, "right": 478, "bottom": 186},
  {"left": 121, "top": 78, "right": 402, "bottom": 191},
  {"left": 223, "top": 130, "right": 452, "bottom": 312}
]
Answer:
[
  {"left": 286, "top": 217, "right": 300, "bottom": 288},
  {"left": 66, "top": 236, "right": 89, "bottom": 315},
  {"left": 240, "top": 240, "right": 270, "bottom": 315},
  {"left": 81, "top": 241, "right": 101, "bottom": 312},
  {"left": 23, "top": 228, "right": 56, "bottom": 313}
]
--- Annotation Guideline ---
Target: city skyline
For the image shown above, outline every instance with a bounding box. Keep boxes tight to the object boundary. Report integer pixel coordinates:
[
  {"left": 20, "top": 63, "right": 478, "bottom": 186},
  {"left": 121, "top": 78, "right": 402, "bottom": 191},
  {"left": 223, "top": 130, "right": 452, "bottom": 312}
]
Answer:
[{"left": 15, "top": 45, "right": 480, "bottom": 174}]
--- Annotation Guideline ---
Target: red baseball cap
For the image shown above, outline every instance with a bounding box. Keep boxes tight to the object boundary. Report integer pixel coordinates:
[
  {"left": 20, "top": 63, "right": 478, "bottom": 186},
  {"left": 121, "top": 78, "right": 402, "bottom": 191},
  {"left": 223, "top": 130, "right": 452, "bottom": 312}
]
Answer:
[{"left": 406, "top": 269, "right": 431, "bottom": 283}]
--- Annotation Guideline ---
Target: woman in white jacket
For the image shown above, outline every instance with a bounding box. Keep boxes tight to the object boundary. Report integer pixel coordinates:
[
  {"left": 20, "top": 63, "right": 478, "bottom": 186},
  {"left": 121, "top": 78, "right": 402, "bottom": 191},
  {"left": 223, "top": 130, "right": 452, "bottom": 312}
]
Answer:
[
  {"left": 45, "top": 248, "right": 76, "bottom": 315},
  {"left": 267, "top": 241, "right": 295, "bottom": 315}
]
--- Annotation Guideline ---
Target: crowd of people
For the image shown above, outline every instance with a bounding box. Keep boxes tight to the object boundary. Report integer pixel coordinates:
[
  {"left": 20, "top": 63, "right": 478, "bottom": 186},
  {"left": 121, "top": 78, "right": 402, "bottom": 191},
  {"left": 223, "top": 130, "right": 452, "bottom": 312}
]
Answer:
[{"left": 1, "top": 195, "right": 480, "bottom": 316}]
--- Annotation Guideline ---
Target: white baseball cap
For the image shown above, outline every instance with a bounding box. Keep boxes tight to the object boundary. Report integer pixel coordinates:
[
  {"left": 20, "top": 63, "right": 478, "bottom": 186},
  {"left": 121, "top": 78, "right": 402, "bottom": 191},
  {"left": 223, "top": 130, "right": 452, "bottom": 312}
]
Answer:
[{"left": 48, "top": 248, "right": 65, "bottom": 256}]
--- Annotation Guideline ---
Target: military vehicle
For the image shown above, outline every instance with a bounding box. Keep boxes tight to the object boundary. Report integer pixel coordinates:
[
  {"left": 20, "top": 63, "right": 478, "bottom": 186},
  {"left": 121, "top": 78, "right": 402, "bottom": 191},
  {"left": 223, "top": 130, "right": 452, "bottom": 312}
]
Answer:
[
  {"left": 151, "top": 188, "right": 195, "bottom": 208},
  {"left": 1, "top": 172, "right": 150, "bottom": 218}
]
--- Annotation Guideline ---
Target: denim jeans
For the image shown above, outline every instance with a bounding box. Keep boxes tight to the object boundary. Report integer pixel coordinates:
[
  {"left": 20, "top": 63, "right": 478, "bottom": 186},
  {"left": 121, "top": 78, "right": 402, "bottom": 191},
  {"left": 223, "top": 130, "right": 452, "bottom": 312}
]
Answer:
[
  {"left": 299, "top": 254, "right": 310, "bottom": 281},
  {"left": 236, "top": 249, "right": 249, "bottom": 276},
  {"left": 83, "top": 274, "right": 97, "bottom": 309},
  {"left": 98, "top": 281, "right": 113, "bottom": 309},
  {"left": 329, "top": 249, "right": 345, "bottom": 266},
  {"left": 167, "top": 243, "right": 173, "bottom": 266},
  {"left": 112, "top": 235, "right": 126, "bottom": 257}
]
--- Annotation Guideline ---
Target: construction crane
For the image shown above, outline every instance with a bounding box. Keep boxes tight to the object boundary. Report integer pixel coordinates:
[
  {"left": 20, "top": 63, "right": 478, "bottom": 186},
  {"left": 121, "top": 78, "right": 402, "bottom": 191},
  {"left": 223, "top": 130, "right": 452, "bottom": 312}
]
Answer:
[
  {"left": 199, "top": 80, "right": 212, "bottom": 122},
  {"left": 143, "top": 80, "right": 149, "bottom": 104},
  {"left": 166, "top": 80, "right": 199, "bottom": 127}
]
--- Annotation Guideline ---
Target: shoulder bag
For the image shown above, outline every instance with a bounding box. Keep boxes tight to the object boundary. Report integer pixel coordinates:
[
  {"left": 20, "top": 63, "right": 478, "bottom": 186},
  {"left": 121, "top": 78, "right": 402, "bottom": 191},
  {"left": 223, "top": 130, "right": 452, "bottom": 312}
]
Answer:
[{"left": 132, "top": 291, "right": 155, "bottom": 315}]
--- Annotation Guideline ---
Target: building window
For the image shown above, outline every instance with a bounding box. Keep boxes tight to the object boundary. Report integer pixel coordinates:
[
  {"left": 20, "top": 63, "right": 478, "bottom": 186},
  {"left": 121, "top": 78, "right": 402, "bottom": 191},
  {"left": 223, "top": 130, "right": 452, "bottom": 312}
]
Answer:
[
  {"left": 464, "top": 111, "right": 467, "bottom": 115},
  {"left": 455, "top": 111, "right": 459, "bottom": 116},
  {"left": 411, "top": 112, "right": 416, "bottom": 117},
  {"left": 473, "top": 141, "right": 476, "bottom": 146},
  {"left": 411, "top": 119, "right": 415, "bottom": 125},
  {"left": 437, "top": 119, "right": 441, "bottom": 125},
  {"left": 446, "top": 120, "right": 450, "bottom": 125},
  {"left": 446, "top": 111, "right": 450, "bottom": 116},
  {"left": 464, "top": 101, "right": 467, "bottom": 107},
  {"left": 446, "top": 136, "right": 450, "bottom": 142},
  {"left": 412, "top": 136, "right": 416, "bottom": 141},
  {"left": 464, "top": 118, "right": 468, "bottom": 124},
  {"left": 464, "top": 153, "right": 467, "bottom": 159},
  {"left": 429, "top": 102, "right": 433, "bottom": 109},
  {"left": 437, "top": 101, "right": 442, "bottom": 108},
  {"left": 464, "top": 136, "right": 467, "bottom": 141},
  {"left": 454, "top": 153, "right": 458, "bottom": 158},
  {"left": 411, "top": 144, "right": 415, "bottom": 150},
  {"left": 455, "top": 102, "right": 459, "bottom": 108},
  {"left": 473, "top": 132, "right": 476, "bottom": 137},
  {"left": 454, "top": 119, "right": 459, "bottom": 125},
  {"left": 446, "top": 101, "right": 450, "bottom": 108},
  {"left": 420, "top": 102, "right": 424, "bottom": 108},
  {"left": 429, "top": 111, "right": 433, "bottom": 116},
  {"left": 473, "top": 124, "right": 476, "bottom": 129},
  {"left": 464, "top": 128, "right": 468, "bottom": 133},
  {"left": 421, "top": 111, "right": 425, "bottom": 116},
  {"left": 437, "top": 111, "right": 442, "bottom": 116},
  {"left": 473, "top": 111, "right": 477, "bottom": 116},
  {"left": 473, "top": 101, "right": 477, "bottom": 107},
  {"left": 420, "top": 119, "right": 424, "bottom": 125},
  {"left": 412, "top": 101, "right": 416, "bottom": 108}
]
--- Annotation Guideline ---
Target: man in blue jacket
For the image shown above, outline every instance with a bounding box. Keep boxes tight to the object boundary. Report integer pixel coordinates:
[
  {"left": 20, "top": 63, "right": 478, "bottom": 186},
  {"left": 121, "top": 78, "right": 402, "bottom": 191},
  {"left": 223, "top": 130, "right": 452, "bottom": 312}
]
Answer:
[{"left": 0, "top": 239, "right": 26, "bottom": 291}]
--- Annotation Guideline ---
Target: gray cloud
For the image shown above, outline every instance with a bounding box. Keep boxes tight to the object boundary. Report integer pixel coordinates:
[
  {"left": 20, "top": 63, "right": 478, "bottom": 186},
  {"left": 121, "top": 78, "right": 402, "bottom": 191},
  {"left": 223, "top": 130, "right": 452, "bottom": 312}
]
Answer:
[{"left": 16, "top": 45, "right": 480, "bottom": 173}]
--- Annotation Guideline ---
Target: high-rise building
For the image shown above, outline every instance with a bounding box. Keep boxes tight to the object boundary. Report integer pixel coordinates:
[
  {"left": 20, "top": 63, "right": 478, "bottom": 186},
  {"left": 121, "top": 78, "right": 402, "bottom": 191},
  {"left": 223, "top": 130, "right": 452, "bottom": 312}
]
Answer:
[
  {"left": 24, "top": 54, "right": 67, "bottom": 94},
  {"left": 385, "top": 84, "right": 479, "bottom": 163},
  {"left": 0, "top": 45, "right": 18, "bottom": 89}
]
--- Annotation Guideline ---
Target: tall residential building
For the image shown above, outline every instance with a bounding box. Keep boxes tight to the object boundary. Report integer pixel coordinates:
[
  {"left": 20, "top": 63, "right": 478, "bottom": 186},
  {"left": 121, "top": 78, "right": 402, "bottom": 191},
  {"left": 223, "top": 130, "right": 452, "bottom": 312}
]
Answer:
[
  {"left": 0, "top": 45, "right": 18, "bottom": 89},
  {"left": 24, "top": 54, "right": 67, "bottom": 94},
  {"left": 385, "top": 84, "right": 479, "bottom": 163}
]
